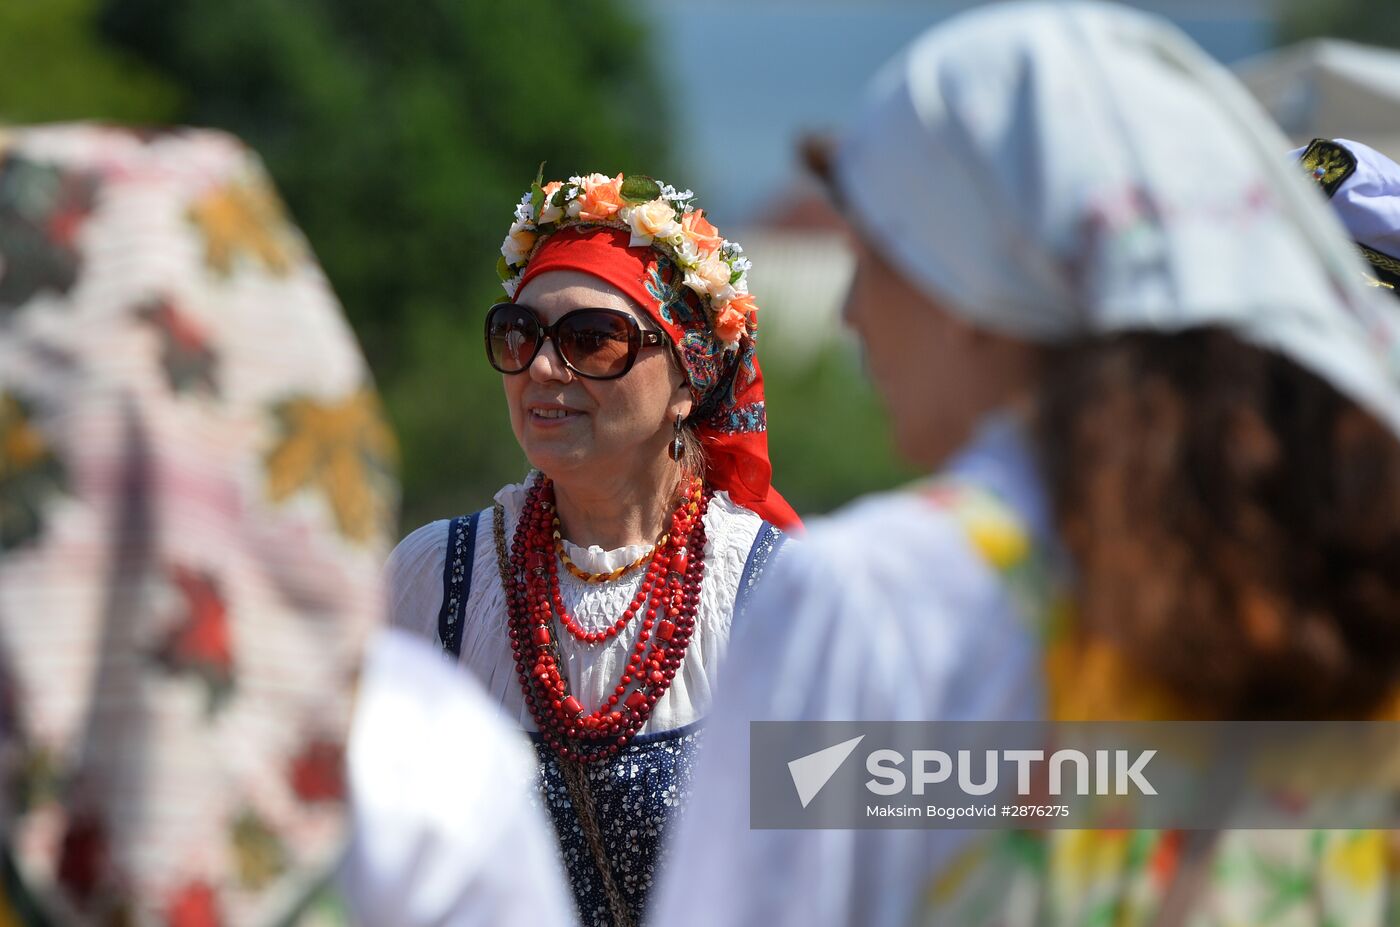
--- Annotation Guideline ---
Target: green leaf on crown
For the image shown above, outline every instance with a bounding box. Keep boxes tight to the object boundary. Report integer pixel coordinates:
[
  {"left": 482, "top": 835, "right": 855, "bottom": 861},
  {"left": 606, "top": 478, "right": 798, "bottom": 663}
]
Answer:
[
  {"left": 620, "top": 174, "right": 662, "bottom": 204},
  {"left": 496, "top": 255, "right": 511, "bottom": 281},
  {"left": 729, "top": 269, "right": 743, "bottom": 285},
  {"left": 530, "top": 161, "right": 547, "bottom": 216}
]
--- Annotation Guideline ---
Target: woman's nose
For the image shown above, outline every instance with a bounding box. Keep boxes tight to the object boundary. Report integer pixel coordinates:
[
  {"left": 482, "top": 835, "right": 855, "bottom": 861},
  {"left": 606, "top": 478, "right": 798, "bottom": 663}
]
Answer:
[{"left": 528, "top": 336, "right": 574, "bottom": 383}]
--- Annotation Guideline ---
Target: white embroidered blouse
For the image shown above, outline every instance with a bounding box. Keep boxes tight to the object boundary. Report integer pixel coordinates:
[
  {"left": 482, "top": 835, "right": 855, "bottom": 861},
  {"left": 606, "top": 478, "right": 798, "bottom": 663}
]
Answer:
[{"left": 385, "top": 476, "right": 772, "bottom": 734}]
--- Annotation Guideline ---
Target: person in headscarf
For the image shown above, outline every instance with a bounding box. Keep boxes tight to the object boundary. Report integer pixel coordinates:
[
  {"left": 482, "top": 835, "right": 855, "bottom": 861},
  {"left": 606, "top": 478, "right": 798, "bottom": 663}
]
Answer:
[
  {"left": 385, "top": 172, "right": 799, "bottom": 927},
  {"left": 651, "top": 3, "right": 1400, "bottom": 925},
  {"left": 0, "top": 124, "right": 399, "bottom": 925}
]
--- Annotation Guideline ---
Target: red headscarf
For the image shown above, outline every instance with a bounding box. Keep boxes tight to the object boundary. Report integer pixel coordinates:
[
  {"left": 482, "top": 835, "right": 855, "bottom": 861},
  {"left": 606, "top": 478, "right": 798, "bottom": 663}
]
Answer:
[{"left": 516, "top": 225, "right": 801, "bottom": 532}]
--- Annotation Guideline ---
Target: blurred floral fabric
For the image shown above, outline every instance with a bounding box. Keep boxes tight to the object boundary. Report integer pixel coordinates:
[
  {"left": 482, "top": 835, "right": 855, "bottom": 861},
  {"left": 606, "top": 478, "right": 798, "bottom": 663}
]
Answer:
[{"left": 0, "top": 124, "right": 396, "bottom": 925}]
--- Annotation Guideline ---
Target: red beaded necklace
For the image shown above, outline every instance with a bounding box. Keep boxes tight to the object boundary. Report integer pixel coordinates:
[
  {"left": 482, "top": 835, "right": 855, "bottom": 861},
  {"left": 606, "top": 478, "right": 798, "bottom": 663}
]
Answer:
[{"left": 503, "top": 474, "right": 709, "bottom": 764}]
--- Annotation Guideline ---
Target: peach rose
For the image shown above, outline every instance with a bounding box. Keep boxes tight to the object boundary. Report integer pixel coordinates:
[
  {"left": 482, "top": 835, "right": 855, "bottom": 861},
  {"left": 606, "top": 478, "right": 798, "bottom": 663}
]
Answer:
[
  {"left": 714, "top": 302, "right": 749, "bottom": 345},
  {"left": 680, "top": 208, "right": 723, "bottom": 256},
  {"left": 627, "top": 200, "right": 681, "bottom": 247},
  {"left": 577, "top": 173, "right": 625, "bottom": 221},
  {"left": 728, "top": 291, "right": 758, "bottom": 319}
]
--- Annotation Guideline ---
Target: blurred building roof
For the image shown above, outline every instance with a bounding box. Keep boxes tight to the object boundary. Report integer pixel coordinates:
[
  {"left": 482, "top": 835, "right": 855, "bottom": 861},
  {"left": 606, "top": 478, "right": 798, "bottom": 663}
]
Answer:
[
  {"left": 738, "top": 178, "right": 855, "bottom": 362},
  {"left": 1236, "top": 39, "right": 1400, "bottom": 157}
]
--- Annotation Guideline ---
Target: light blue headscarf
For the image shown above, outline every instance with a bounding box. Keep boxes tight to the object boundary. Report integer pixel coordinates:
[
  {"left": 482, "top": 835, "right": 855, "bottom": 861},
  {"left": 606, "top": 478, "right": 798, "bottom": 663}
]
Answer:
[{"left": 835, "top": 1, "right": 1400, "bottom": 438}]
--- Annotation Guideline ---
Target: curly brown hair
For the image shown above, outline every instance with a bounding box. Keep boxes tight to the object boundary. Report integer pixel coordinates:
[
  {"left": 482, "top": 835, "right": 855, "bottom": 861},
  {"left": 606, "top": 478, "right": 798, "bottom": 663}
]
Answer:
[{"left": 1033, "top": 328, "right": 1400, "bottom": 719}]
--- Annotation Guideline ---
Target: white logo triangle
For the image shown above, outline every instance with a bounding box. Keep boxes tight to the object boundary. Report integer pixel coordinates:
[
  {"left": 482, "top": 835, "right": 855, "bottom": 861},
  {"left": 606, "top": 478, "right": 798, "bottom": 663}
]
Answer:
[{"left": 787, "top": 735, "right": 865, "bottom": 808}]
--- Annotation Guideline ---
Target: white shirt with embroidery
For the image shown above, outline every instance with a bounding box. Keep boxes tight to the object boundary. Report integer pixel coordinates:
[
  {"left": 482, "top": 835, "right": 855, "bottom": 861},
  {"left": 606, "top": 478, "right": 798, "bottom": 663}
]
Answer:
[{"left": 385, "top": 478, "right": 770, "bottom": 733}]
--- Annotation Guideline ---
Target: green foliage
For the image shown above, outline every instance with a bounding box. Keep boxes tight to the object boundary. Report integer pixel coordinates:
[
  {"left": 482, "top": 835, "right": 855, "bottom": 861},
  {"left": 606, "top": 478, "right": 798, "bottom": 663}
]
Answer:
[
  {"left": 619, "top": 174, "right": 662, "bottom": 203},
  {"left": 94, "top": 0, "right": 677, "bottom": 528},
  {"left": 97, "top": 0, "right": 672, "bottom": 372},
  {"left": 1278, "top": 0, "right": 1400, "bottom": 47},
  {"left": 0, "top": 0, "right": 179, "bottom": 124},
  {"left": 3, "top": 0, "right": 915, "bottom": 530}
]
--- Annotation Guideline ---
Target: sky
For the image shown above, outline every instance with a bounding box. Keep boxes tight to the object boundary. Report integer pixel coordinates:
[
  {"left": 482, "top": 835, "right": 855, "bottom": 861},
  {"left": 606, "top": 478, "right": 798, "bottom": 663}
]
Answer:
[{"left": 629, "top": 0, "right": 1282, "bottom": 226}]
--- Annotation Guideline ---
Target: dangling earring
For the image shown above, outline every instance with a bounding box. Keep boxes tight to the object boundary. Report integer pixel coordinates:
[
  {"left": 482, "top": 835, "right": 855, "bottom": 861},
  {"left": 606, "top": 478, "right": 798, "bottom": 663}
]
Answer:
[{"left": 668, "top": 413, "right": 685, "bottom": 462}]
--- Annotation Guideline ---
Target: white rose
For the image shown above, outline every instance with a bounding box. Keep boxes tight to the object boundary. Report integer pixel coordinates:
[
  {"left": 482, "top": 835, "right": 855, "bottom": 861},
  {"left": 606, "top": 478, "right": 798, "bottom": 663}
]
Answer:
[
  {"left": 681, "top": 271, "right": 708, "bottom": 297},
  {"left": 709, "top": 283, "right": 738, "bottom": 305},
  {"left": 683, "top": 254, "right": 731, "bottom": 298},
  {"left": 538, "top": 202, "right": 563, "bottom": 224},
  {"left": 566, "top": 199, "right": 582, "bottom": 219},
  {"left": 501, "top": 219, "right": 537, "bottom": 266},
  {"left": 627, "top": 200, "right": 682, "bottom": 248},
  {"left": 673, "top": 237, "right": 701, "bottom": 271}
]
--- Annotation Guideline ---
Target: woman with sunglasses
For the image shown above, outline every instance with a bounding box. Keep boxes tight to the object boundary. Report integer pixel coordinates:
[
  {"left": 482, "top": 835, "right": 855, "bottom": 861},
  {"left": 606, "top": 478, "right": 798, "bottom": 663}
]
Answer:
[{"left": 386, "top": 172, "right": 800, "bottom": 927}]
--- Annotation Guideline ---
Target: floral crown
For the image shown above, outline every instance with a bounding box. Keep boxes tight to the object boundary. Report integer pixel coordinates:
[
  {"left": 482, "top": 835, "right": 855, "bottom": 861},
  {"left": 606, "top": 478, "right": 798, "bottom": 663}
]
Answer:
[{"left": 499, "top": 168, "right": 758, "bottom": 348}]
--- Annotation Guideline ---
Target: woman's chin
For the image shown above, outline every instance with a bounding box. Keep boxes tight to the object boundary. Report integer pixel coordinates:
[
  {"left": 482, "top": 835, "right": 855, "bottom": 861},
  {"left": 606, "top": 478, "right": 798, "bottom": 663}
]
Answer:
[{"left": 522, "top": 441, "right": 594, "bottom": 480}]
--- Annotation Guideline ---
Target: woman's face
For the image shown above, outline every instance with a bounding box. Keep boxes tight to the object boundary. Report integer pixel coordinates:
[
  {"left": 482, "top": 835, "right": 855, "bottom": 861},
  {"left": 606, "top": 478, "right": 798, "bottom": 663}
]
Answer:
[
  {"left": 842, "top": 235, "right": 1042, "bottom": 468},
  {"left": 505, "top": 270, "right": 692, "bottom": 486}
]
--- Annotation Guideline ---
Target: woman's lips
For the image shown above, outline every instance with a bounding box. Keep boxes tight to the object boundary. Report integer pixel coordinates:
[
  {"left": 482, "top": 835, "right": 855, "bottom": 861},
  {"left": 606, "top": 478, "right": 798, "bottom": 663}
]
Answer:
[{"left": 527, "top": 406, "right": 585, "bottom": 428}]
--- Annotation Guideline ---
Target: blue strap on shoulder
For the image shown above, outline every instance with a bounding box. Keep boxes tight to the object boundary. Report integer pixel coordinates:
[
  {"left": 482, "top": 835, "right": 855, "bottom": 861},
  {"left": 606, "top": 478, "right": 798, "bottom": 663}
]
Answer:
[
  {"left": 437, "top": 511, "right": 481, "bottom": 658},
  {"left": 732, "top": 520, "right": 785, "bottom": 624}
]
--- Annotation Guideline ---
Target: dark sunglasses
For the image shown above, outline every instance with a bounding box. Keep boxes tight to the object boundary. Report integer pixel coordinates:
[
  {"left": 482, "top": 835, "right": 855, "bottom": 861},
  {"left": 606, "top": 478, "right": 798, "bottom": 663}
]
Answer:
[{"left": 484, "top": 303, "right": 667, "bottom": 380}]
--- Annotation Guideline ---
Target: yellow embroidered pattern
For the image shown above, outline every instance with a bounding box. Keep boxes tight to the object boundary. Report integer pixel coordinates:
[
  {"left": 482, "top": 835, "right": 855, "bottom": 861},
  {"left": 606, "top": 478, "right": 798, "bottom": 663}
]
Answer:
[
  {"left": 1361, "top": 244, "right": 1400, "bottom": 291},
  {"left": 264, "top": 389, "right": 398, "bottom": 543},
  {"left": 189, "top": 175, "right": 302, "bottom": 276}
]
